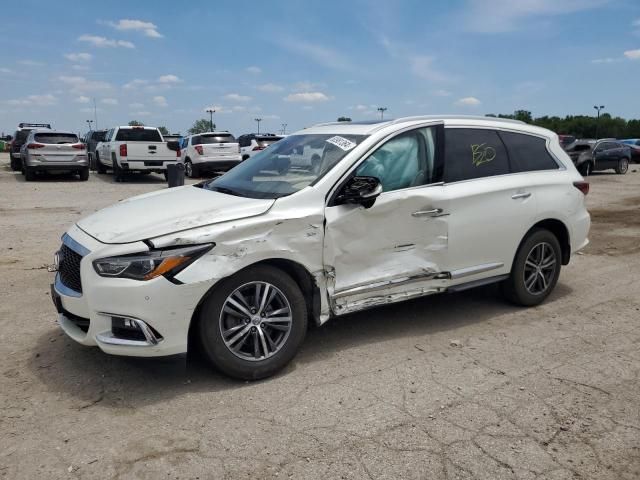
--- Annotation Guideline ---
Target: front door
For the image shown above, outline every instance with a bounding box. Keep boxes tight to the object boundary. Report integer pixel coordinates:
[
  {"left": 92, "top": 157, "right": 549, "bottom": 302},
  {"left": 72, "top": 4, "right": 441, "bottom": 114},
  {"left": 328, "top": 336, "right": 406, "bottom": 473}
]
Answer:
[{"left": 323, "top": 125, "right": 449, "bottom": 315}]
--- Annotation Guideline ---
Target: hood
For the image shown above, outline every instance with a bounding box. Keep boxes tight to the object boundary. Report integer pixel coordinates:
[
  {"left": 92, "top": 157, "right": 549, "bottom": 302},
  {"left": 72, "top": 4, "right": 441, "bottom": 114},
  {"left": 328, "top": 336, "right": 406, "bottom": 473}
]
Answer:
[{"left": 77, "top": 185, "right": 275, "bottom": 244}]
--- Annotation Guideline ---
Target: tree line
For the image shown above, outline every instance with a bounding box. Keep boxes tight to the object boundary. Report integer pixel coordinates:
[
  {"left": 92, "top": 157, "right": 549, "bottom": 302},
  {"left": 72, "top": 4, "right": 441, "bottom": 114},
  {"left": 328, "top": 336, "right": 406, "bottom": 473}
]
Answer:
[{"left": 486, "top": 110, "right": 640, "bottom": 139}]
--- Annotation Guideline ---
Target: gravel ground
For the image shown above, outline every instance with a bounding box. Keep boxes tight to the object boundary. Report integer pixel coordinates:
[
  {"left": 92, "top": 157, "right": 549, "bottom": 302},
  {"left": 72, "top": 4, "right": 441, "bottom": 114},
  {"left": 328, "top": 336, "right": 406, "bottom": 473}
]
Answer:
[{"left": 1, "top": 152, "right": 639, "bottom": 479}]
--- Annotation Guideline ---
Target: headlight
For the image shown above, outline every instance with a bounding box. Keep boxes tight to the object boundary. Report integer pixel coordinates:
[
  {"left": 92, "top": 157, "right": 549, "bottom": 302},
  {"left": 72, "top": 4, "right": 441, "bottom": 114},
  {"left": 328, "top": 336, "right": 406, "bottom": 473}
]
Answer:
[{"left": 93, "top": 244, "right": 213, "bottom": 281}]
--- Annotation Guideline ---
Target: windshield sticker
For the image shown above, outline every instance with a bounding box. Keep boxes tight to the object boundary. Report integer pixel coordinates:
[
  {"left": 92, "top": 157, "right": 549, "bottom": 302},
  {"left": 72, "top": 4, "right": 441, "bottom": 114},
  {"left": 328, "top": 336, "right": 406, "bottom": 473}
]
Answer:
[
  {"left": 326, "top": 136, "right": 357, "bottom": 151},
  {"left": 471, "top": 143, "right": 496, "bottom": 166}
]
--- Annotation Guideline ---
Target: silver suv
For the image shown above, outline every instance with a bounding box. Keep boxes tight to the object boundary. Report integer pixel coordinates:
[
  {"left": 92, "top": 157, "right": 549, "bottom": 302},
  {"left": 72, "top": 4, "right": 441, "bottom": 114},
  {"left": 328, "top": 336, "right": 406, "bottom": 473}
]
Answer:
[{"left": 21, "top": 130, "right": 89, "bottom": 181}]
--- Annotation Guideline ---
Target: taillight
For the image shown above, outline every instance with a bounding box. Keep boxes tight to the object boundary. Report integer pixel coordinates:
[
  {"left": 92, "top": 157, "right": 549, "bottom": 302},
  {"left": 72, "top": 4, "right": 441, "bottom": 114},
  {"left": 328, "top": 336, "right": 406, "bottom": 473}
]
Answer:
[
  {"left": 72, "top": 144, "right": 85, "bottom": 150},
  {"left": 176, "top": 149, "right": 181, "bottom": 157},
  {"left": 119, "top": 144, "right": 127, "bottom": 157},
  {"left": 573, "top": 181, "right": 589, "bottom": 195},
  {"left": 27, "top": 143, "right": 45, "bottom": 149},
  {"left": 252, "top": 146, "right": 265, "bottom": 151},
  {"left": 195, "top": 145, "right": 203, "bottom": 155}
]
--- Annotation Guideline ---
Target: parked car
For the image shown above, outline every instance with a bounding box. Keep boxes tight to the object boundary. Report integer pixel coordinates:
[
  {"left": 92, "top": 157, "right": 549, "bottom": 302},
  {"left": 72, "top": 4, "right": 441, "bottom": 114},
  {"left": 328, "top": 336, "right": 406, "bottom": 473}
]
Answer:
[
  {"left": 565, "top": 139, "right": 631, "bottom": 175},
  {"left": 179, "top": 131, "right": 241, "bottom": 178},
  {"left": 238, "top": 133, "right": 283, "bottom": 161},
  {"left": 95, "top": 126, "right": 180, "bottom": 182},
  {"left": 84, "top": 130, "right": 107, "bottom": 171},
  {"left": 620, "top": 139, "right": 640, "bottom": 163},
  {"left": 9, "top": 123, "right": 51, "bottom": 171},
  {"left": 51, "top": 115, "right": 590, "bottom": 380},
  {"left": 558, "top": 134, "right": 576, "bottom": 150},
  {"left": 20, "top": 130, "right": 88, "bottom": 181}
]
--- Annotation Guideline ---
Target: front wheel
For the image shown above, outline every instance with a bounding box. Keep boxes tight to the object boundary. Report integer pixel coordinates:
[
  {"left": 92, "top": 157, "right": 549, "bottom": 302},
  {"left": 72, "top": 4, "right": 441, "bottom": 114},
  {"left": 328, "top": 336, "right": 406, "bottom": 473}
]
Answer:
[
  {"left": 502, "top": 229, "right": 561, "bottom": 307},
  {"left": 96, "top": 154, "right": 106, "bottom": 174},
  {"left": 198, "top": 265, "right": 308, "bottom": 380},
  {"left": 615, "top": 158, "right": 629, "bottom": 175}
]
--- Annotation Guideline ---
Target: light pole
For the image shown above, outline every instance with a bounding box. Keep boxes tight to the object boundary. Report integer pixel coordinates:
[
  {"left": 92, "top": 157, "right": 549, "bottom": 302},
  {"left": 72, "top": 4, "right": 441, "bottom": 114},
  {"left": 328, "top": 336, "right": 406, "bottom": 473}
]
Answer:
[
  {"left": 377, "top": 107, "right": 388, "bottom": 120},
  {"left": 254, "top": 118, "right": 262, "bottom": 134},
  {"left": 593, "top": 105, "right": 605, "bottom": 140},
  {"left": 86, "top": 119, "right": 93, "bottom": 132},
  {"left": 206, "top": 108, "right": 216, "bottom": 131},
  {"left": 281, "top": 123, "right": 287, "bottom": 135}
]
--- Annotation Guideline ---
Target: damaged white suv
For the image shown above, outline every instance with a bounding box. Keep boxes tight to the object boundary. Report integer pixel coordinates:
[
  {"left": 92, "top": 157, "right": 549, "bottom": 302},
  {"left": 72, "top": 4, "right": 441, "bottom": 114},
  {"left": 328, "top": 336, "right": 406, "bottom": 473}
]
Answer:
[{"left": 52, "top": 116, "right": 590, "bottom": 379}]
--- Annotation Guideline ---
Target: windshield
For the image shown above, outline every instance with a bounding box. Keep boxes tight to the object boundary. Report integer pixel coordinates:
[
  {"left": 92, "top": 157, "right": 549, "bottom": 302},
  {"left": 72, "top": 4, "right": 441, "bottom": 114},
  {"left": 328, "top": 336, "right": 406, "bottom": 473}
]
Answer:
[{"left": 204, "top": 133, "right": 368, "bottom": 199}]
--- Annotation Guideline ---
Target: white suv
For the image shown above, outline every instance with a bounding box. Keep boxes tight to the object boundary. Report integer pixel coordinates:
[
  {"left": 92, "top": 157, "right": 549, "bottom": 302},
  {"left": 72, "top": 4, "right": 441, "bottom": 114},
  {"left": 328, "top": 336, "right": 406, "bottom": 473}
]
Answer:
[
  {"left": 52, "top": 116, "right": 590, "bottom": 380},
  {"left": 238, "top": 133, "right": 283, "bottom": 161},
  {"left": 179, "top": 131, "right": 241, "bottom": 177}
]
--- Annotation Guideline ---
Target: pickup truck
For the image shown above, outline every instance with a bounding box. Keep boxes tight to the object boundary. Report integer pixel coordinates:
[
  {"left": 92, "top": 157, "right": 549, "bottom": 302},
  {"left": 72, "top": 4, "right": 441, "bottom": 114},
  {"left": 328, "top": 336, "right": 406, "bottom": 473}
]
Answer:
[{"left": 95, "top": 126, "right": 179, "bottom": 182}]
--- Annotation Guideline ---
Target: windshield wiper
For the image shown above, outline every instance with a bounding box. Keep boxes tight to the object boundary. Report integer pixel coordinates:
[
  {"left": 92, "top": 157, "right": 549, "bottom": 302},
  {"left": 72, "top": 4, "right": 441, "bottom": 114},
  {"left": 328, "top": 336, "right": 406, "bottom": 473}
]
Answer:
[{"left": 209, "top": 185, "right": 243, "bottom": 197}]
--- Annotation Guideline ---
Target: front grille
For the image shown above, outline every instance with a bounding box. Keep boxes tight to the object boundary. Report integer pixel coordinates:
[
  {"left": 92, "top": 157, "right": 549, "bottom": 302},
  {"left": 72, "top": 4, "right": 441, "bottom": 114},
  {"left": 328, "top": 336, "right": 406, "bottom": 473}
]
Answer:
[
  {"left": 63, "top": 308, "right": 90, "bottom": 332},
  {"left": 59, "top": 244, "right": 83, "bottom": 293}
]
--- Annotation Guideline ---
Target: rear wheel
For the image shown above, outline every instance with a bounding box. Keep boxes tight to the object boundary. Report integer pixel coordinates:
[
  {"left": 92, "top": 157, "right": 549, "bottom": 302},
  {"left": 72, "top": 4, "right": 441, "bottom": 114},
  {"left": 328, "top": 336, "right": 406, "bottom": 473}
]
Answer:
[
  {"left": 24, "top": 167, "right": 36, "bottom": 181},
  {"left": 10, "top": 156, "right": 21, "bottom": 171},
  {"left": 113, "top": 159, "right": 124, "bottom": 182},
  {"left": 79, "top": 167, "right": 89, "bottom": 181},
  {"left": 615, "top": 158, "right": 629, "bottom": 175},
  {"left": 197, "top": 265, "right": 308, "bottom": 380},
  {"left": 502, "top": 229, "right": 561, "bottom": 307},
  {"left": 578, "top": 162, "right": 592, "bottom": 176},
  {"left": 184, "top": 159, "right": 197, "bottom": 178},
  {"left": 96, "top": 153, "right": 106, "bottom": 174}
]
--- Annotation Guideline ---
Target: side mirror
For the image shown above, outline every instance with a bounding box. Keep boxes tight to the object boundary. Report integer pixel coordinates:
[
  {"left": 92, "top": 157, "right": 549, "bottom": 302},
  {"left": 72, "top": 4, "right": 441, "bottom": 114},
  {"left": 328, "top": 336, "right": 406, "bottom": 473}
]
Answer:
[
  {"left": 336, "top": 176, "right": 383, "bottom": 208},
  {"left": 166, "top": 140, "right": 180, "bottom": 151}
]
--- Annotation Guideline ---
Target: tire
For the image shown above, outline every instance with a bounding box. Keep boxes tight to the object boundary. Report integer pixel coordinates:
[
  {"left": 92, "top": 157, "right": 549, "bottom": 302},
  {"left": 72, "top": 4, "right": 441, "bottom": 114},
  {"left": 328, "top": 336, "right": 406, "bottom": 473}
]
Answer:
[
  {"left": 79, "top": 167, "right": 89, "bottom": 181},
  {"left": 501, "top": 229, "right": 562, "bottom": 307},
  {"left": 197, "top": 265, "right": 308, "bottom": 380},
  {"left": 163, "top": 171, "right": 169, "bottom": 182},
  {"left": 96, "top": 154, "right": 106, "bottom": 174},
  {"left": 88, "top": 153, "right": 95, "bottom": 171},
  {"left": 578, "top": 162, "right": 592, "bottom": 177},
  {"left": 113, "top": 158, "right": 124, "bottom": 182},
  {"left": 24, "top": 167, "right": 36, "bottom": 181},
  {"left": 184, "top": 159, "right": 197, "bottom": 178},
  {"left": 10, "top": 156, "right": 21, "bottom": 171},
  {"left": 242, "top": 154, "right": 250, "bottom": 161},
  {"left": 615, "top": 157, "right": 629, "bottom": 175}
]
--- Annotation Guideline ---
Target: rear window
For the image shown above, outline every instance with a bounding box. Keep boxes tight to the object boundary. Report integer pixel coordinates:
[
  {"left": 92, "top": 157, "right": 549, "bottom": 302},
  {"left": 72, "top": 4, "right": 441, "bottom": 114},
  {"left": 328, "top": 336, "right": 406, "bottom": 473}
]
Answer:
[
  {"left": 571, "top": 144, "right": 592, "bottom": 152},
  {"left": 34, "top": 133, "right": 78, "bottom": 144},
  {"left": 14, "top": 130, "right": 32, "bottom": 143},
  {"left": 91, "top": 131, "right": 106, "bottom": 141},
  {"left": 194, "top": 134, "right": 236, "bottom": 144},
  {"left": 256, "top": 135, "right": 282, "bottom": 147},
  {"left": 499, "top": 131, "right": 559, "bottom": 172},
  {"left": 115, "top": 128, "right": 162, "bottom": 142}
]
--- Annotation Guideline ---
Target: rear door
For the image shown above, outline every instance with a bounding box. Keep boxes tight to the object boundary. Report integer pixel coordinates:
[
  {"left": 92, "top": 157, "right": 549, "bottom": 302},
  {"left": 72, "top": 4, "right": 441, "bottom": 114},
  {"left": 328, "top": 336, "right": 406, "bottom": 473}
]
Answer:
[{"left": 33, "top": 132, "right": 82, "bottom": 163}]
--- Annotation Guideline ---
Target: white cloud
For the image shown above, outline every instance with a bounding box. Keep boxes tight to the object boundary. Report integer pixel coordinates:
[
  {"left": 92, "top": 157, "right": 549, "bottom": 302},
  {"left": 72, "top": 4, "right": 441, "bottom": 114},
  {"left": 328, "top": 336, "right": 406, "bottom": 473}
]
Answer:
[
  {"left": 72, "top": 65, "right": 90, "bottom": 71},
  {"left": 623, "top": 49, "right": 640, "bottom": 60},
  {"left": 6, "top": 94, "right": 58, "bottom": 107},
  {"left": 246, "top": 66, "right": 262, "bottom": 74},
  {"left": 152, "top": 95, "right": 168, "bottom": 107},
  {"left": 131, "top": 111, "right": 151, "bottom": 116},
  {"left": 58, "top": 75, "right": 112, "bottom": 93},
  {"left": 455, "top": 96, "right": 481, "bottom": 107},
  {"left": 284, "top": 92, "right": 330, "bottom": 103},
  {"left": 0, "top": 67, "right": 13, "bottom": 74},
  {"left": 591, "top": 57, "right": 620, "bottom": 64},
  {"left": 80, "top": 107, "right": 101, "bottom": 113},
  {"left": 129, "top": 102, "right": 145, "bottom": 109},
  {"left": 381, "top": 37, "right": 453, "bottom": 83},
  {"left": 352, "top": 104, "right": 368, "bottom": 111},
  {"left": 18, "top": 60, "right": 44, "bottom": 67},
  {"left": 279, "top": 39, "right": 351, "bottom": 70},
  {"left": 157, "top": 74, "right": 181, "bottom": 84},
  {"left": 78, "top": 34, "right": 134, "bottom": 48},
  {"left": 75, "top": 96, "right": 90, "bottom": 103},
  {"left": 433, "top": 89, "right": 452, "bottom": 97},
  {"left": 256, "top": 83, "right": 284, "bottom": 93},
  {"left": 224, "top": 93, "right": 251, "bottom": 102},
  {"left": 107, "top": 19, "right": 163, "bottom": 38},
  {"left": 123, "top": 79, "right": 148, "bottom": 89},
  {"left": 64, "top": 52, "right": 92, "bottom": 62},
  {"left": 232, "top": 105, "right": 247, "bottom": 112},
  {"left": 101, "top": 98, "right": 118, "bottom": 105},
  {"left": 461, "top": 0, "right": 610, "bottom": 33}
]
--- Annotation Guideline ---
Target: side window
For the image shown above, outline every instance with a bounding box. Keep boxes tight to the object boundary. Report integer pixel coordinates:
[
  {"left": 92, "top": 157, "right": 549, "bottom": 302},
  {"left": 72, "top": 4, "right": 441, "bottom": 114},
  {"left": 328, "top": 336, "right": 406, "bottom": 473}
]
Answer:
[
  {"left": 355, "top": 126, "right": 441, "bottom": 192},
  {"left": 444, "top": 128, "right": 509, "bottom": 183},
  {"left": 499, "top": 131, "right": 558, "bottom": 172},
  {"left": 239, "top": 135, "right": 247, "bottom": 147}
]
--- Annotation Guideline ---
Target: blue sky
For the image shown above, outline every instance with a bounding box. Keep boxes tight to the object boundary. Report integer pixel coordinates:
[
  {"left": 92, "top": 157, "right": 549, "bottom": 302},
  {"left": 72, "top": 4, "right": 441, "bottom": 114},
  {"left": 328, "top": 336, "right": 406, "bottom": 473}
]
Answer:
[{"left": 1, "top": 0, "right": 639, "bottom": 136}]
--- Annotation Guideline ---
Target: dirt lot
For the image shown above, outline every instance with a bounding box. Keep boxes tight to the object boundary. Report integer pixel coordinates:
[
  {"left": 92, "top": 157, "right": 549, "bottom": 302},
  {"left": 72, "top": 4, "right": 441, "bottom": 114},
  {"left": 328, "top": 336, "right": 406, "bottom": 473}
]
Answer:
[{"left": 1, "top": 152, "right": 639, "bottom": 480}]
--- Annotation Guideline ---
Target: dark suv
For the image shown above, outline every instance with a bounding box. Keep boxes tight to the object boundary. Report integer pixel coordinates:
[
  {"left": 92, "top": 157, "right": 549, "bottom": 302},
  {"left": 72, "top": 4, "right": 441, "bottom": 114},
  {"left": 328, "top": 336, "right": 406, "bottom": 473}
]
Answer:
[
  {"left": 9, "top": 123, "right": 51, "bottom": 171},
  {"left": 566, "top": 139, "right": 631, "bottom": 176},
  {"left": 83, "top": 130, "right": 107, "bottom": 171}
]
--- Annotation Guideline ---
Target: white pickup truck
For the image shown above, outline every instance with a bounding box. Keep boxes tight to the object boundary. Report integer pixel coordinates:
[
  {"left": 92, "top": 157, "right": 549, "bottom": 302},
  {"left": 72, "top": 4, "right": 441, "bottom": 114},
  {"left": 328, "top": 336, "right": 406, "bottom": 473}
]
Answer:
[{"left": 95, "top": 126, "right": 179, "bottom": 182}]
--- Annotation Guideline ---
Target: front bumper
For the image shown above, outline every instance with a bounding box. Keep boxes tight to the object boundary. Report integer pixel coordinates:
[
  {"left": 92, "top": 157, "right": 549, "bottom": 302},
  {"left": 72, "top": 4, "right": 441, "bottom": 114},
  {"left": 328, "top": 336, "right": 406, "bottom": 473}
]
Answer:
[{"left": 52, "top": 226, "right": 215, "bottom": 357}]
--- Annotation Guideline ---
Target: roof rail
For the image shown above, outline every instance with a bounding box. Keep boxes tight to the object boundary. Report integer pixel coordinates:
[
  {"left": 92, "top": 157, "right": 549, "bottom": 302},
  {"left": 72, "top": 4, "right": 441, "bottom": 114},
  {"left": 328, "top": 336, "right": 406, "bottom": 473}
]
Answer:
[{"left": 388, "top": 115, "right": 526, "bottom": 125}]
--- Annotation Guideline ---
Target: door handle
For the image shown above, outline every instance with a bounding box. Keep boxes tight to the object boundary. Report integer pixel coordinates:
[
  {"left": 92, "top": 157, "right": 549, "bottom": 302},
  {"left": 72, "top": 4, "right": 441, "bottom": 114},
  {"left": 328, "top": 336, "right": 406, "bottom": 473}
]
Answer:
[
  {"left": 511, "top": 192, "right": 531, "bottom": 200},
  {"left": 412, "top": 208, "right": 446, "bottom": 217}
]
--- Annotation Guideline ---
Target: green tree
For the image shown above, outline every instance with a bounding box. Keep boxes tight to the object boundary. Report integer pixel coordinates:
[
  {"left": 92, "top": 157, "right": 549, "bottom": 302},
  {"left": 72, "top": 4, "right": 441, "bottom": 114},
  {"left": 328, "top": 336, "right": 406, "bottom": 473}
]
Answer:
[
  {"left": 188, "top": 118, "right": 215, "bottom": 135},
  {"left": 128, "top": 120, "right": 144, "bottom": 126},
  {"left": 513, "top": 110, "right": 532, "bottom": 123},
  {"left": 158, "top": 126, "right": 169, "bottom": 135},
  {"left": 337, "top": 116, "right": 352, "bottom": 122}
]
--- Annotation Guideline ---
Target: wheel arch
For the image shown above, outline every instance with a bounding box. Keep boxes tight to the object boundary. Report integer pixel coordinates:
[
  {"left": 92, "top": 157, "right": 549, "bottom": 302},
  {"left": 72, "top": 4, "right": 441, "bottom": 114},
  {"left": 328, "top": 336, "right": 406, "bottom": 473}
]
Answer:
[
  {"left": 187, "top": 258, "right": 322, "bottom": 355},
  {"left": 517, "top": 219, "right": 571, "bottom": 267}
]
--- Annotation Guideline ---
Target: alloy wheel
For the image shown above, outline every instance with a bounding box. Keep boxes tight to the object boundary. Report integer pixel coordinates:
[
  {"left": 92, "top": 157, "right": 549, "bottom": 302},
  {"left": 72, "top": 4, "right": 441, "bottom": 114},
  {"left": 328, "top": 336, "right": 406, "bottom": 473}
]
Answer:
[
  {"left": 523, "top": 242, "right": 557, "bottom": 295},
  {"left": 185, "top": 161, "right": 193, "bottom": 178},
  {"left": 219, "top": 281, "right": 293, "bottom": 361}
]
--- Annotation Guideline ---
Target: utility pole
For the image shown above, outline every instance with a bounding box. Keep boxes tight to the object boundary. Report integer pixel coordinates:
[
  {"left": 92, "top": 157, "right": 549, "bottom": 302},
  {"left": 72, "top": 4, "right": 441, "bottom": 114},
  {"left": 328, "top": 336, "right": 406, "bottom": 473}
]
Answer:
[
  {"left": 93, "top": 98, "right": 98, "bottom": 129},
  {"left": 281, "top": 123, "right": 287, "bottom": 135},
  {"left": 377, "top": 107, "right": 388, "bottom": 120},
  {"left": 86, "top": 119, "right": 93, "bottom": 132},
  {"left": 206, "top": 108, "right": 216, "bottom": 132},
  {"left": 593, "top": 105, "right": 605, "bottom": 140},
  {"left": 254, "top": 118, "right": 262, "bottom": 134}
]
